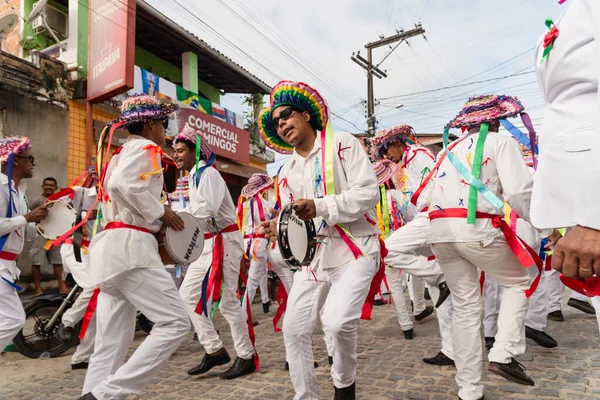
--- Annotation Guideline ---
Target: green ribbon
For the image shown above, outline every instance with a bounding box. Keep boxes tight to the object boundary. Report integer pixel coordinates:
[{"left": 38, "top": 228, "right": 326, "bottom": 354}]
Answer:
[
  {"left": 380, "top": 184, "right": 390, "bottom": 238},
  {"left": 467, "top": 123, "right": 489, "bottom": 224},
  {"left": 420, "top": 167, "right": 431, "bottom": 185}
]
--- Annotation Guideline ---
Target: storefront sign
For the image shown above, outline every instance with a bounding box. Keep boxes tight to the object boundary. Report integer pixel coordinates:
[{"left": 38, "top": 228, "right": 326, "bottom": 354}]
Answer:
[
  {"left": 176, "top": 109, "right": 250, "bottom": 164},
  {"left": 87, "top": 0, "right": 136, "bottom": 102}
]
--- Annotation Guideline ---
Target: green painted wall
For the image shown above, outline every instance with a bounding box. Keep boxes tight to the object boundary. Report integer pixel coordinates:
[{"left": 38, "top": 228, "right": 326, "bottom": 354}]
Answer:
[
  {"left": 22, "top": 0, "right": 67, "bottom": 54},
  {"left": 198, "top": 80, "right": 220, "bottom": 105}
]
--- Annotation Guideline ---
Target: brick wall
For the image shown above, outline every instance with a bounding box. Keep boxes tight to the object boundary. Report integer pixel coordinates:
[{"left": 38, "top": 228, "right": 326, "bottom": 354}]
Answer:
[{"left": 0, "top": 0, "right": 21, "bottom": 57}]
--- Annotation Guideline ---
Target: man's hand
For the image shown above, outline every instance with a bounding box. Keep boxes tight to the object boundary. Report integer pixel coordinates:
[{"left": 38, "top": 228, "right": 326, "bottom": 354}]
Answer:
[
  {"left": 545, "top": 229, "right": 563, "bottom": 249},
  {"left": 259, "top": 219, "right": 277, "bottom": 243},
  {"left": 293, "top": 199, "right": 316, "bottom": 221},
  {"left": 25, "top": 205, "right": 49, "bottom": 223},
  {"left": 160, "top": 206, "right": 185, "bottom": 231},
  {"left": 553, "top": 226, "right": 600, "bottom": 279}
]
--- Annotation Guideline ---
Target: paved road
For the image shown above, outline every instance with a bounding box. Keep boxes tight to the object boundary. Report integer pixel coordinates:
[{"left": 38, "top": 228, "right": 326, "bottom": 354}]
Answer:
[{"left": 1, "top": 294, "right": 599, "bottom": 400}]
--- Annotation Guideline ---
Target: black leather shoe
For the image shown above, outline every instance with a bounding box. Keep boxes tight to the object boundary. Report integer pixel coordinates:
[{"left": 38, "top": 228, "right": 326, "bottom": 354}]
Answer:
[
  {"left": 284, "top": 361, "right": 318, "bottom": 370},
  {"left": 403, "top": 328, "right": 414, "bottom": 340},
  {"left": 568, "top": 298, "right": 595, "bottom": 314},
  {"left": 547, "top": 310, "right": 564, "bottom": 321},
  {"left": 414, "top": 306, "right": 434, "bottom": 321},
  {"left": 76, "top": 393, "right": 97, "bottom": 400},
  {"left": 220, "top": 356, "right": 256, "bottom": 379},
  {"left": 435, "top": 282, "right": 451, "bottom": 308},
  {"left": 485, "top": 337, "right": 495, "bottom": 351},
  {"left": 488, "top": 358, "right": 534, "bottom": 386},
  {"left": 71, "top": 362, "right": 89, "bottom": 370},
  {"left": 57, "top": 323, "right": 73, "bottom": 342},
  {"left": 263, "top": 302, "right": 270, "bottom": 313},
  {"left": 525, "top": 326, "right": 558, "bottom": 348},
  {"left": 423, "top": 351, "right": 455, "bottom": 366},
  {"left": 187, "top": 348, "right": 231, "bottom": 376},
  {"left": 374, "top": 298, "right": 386, "bottom": 306},
  {"left": 328, "top": 355, "right": 333, "bottom": 366},
  {"left": 424, "top": 287, "right": 431, "bottom": 300},
  {"left": 334, "top": 381, "right": 356, "bottom": 400}
]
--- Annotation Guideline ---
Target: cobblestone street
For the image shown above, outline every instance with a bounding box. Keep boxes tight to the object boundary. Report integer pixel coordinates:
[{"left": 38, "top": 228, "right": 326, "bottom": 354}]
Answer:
[{"left": 1, "top": 295, "right": 599, "bottom": 400}]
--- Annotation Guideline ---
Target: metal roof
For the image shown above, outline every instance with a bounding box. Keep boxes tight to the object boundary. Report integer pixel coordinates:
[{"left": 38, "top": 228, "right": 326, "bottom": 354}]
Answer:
[{"left": 136, "top": 1, "right": 271, "bottom": 94}]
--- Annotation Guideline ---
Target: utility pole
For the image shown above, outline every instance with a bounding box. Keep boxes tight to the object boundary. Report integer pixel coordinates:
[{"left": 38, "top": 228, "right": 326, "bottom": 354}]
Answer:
[{"left": 351, "top": 24, "right": 426, "bottom": 136}]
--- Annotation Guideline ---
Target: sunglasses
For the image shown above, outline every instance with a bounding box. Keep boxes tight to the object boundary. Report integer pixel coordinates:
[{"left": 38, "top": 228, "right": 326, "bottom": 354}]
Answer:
[
  {"left": 270, "top": 107, "right": 296, "bottom": 130},
  {"left": 162, "top": 119, "right": 169, "bottom": 129},
  {"left": 16, "top": 155, "right": 35, "bottom": 166}
]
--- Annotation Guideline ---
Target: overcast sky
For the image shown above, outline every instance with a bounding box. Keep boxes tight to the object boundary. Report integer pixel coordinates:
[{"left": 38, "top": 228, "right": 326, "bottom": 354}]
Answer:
[{"left": 146, "top": 0, "right": 566, "bottom": 172}]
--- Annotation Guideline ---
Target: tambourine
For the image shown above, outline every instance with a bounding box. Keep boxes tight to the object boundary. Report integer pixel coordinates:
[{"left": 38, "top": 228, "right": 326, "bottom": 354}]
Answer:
[
  {"left": 157, "top": 212, "right": 204, "bottom": 265},
  {"left": 276, "top": 203, "right": 317, "bottom": 269}
]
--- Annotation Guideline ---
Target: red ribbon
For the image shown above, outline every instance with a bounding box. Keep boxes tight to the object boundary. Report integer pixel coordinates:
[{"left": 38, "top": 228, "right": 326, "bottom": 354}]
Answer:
[
  {"left": 560, "top": 275, "right": 600, "bottom": 297},
  {"left": 543, "top": 26, "right": 559, "bottom": 48},
  {"left": 479, "top": 271, "right": 486, "bottom": 295},
  {"left": 334, "top": 226, "right": 364, "bottom": 260},
  {"left": 104, "top": 221, "right": 151, "bottom": 234},
  {"left": 545, "top": 254, "right": 553, "bottom": 272},
  {"left": 272, "top": 281, "right": 288, "bottom": 333},
  {"left": 361, "top": 238, "right": 389, "bottom": 320},
  {"left": 79, "top": 288, "right": 100, "bottom": 340},
  {"left": 429, "top": 209, "right": 543, "bottom": 298},
  {"left": 0, "top": 251, "right": 18, "bottom": 261},
  {"left": 45, "top": 188, "right": 75, "bottom": 203}
]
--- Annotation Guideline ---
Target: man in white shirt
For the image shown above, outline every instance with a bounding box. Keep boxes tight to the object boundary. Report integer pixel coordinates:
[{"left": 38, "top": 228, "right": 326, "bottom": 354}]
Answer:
[
  {"left": 259, "top": 80, "right": 380, "bottom": 399},
  {"left": 426, "top": 95, "right": 561, "bottom": 400},
  {"left": 80, "top": 95, "right": 189, "bottom": 400},
  {"left": 239, "top": 174, "right": 275, "bottom": 316},
  {"left": 174, "top": 125, "right": 256, "bottom": 380},
  {"left": 0, "top": 136, "right": 48, "bottom": 352},
  {"left": 371, "top": 125, "right": 454, "bottom": 367}
]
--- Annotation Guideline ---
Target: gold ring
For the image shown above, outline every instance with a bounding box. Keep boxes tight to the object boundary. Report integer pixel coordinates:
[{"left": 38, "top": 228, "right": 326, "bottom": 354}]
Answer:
[{"left": 579, "top": 267, "right": 593, "bottom": 272}]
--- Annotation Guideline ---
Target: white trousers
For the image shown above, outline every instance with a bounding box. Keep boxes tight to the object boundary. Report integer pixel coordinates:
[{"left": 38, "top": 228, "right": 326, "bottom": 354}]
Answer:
[
  {"left": 83, "top": 268, "right": 190, "bottom": 400},
  {"left": 270, "top": 249, "right": 334, "bottom": 357},
  {"left": 62, "top": 286, "right": 97, "bottom": 364},
  {"left": 386, "top": 268, "right": 413, "bottom": 331},
  {"left": 283, "top": 253, "right": 379, "bottom": 399},
  {"left": 384, "top": 213, "right": 444, "bottom": 286},
  {"left": 0, "top": 271, "right": 25, "bottom": 351},
  {"left": 179, "top": 234, "right": 254, "bottom": 359},
  {"left": 410, "top": 275, "right": 427, "bottom": 315},
  {"left": 242, "top": 238, "right": 270, "bottom": 312},
  {"left": 432, "top": 237, "right": 530, "bottom": 400},
  {"left": 545, "top": 269, "right": 563, "bottom": 313}
]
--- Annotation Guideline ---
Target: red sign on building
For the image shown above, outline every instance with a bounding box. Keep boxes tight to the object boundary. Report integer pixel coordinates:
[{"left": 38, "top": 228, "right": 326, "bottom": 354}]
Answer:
[
  {"left": 176, "top": 109, "right": 250, "bottom": 164},
  {"left": 87, "top": 0, "right": 136, "bottom": 103}
]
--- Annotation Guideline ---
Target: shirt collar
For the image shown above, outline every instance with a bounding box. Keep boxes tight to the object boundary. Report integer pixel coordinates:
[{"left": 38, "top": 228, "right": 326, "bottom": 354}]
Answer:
[{"left": 0, "top": 173, "right": 27, "bottom": 191}]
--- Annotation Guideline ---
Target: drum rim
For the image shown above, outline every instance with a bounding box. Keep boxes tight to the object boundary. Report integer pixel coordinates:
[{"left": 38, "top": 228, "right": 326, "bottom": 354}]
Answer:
[
  {"left": 37, "top": 200, "right": 77, "bottom": 240},
  {"left": 276, "top": 203, "right": 317, "bottom": 268},
  {"left": 164, "top": 212, "right": 204, "bottom": 264}
]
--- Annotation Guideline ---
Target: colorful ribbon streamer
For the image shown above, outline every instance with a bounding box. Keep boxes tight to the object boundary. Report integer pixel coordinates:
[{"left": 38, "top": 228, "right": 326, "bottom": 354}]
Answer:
[{"left": 467, "top": 123, "right": 489, "bottom": 224}]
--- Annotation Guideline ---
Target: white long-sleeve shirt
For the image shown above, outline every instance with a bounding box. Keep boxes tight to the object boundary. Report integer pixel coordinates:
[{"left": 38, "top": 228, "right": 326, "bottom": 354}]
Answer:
[
  {"left": 532, "top": 0, "right": 600, "bottom": 230},
  {"left": 401, "top": 145, "right": 436, "bottom": 212},
  {"left": 89, "top": 136, "right": 165, "bottom": 286},
  {"left": 427, "top": 129, "right": 551, "bottom": 244},
  {"left": 278, "top": 131, "right": 380, "bottom": 270},
  {"left": 0, "top": 173, "right": 36, "bottom": 279},
  {"left": 243, "top": 197, "right": 275, "bottom": 236},
  {"left": 189, "top": 162, "right": 238, "bottom": 233}
]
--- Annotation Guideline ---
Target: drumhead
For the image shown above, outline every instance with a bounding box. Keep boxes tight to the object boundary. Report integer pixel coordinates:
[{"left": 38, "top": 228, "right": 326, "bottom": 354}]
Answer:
[
  {"left": 37, "top": 201, "right": 77, "bottom": 240},
  {"left": 164, "top": 212, "right": 204, "bottom": 264},
  {"left": 277, "top": 203, "right": 317, "bottom": 268}
]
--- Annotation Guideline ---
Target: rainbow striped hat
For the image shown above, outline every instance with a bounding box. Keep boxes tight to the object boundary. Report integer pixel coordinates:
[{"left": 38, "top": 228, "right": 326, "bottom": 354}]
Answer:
[
  {"left": 372, "top": 160, "right": 399, "bottom": 185},
  {"left": 258, "top": 81, "right": 329, "bottom": 154},
  {"left": 111, "top": 94, "right": 178, "bottom": 128},
  {"left": 446, "top": 95, "right": 524, "bottom": 129}
]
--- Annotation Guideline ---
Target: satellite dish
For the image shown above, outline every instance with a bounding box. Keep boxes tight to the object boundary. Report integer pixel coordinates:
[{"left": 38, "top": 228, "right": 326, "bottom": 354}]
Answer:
[
  {"left": 27, "top": 0, "right": 49, "bottom": 24},
  {"left": 0, "top": 14, "right": 18, "bottom": 51}
]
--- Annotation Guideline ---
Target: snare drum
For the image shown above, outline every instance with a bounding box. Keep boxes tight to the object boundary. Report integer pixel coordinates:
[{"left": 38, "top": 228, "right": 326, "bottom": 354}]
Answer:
[
  {"left": 37, "top": 201, "right": 77, "bottom": 240},
  {"left": 276, "top": 203, "right": 317, "bottom": 269},
  {"left": 157, "top": 212, "right": 204, "bottom": 265}
]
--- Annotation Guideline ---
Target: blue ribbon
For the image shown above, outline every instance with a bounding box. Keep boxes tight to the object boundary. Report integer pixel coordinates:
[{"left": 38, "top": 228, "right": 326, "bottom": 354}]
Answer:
[
  {"left": 192, "top": 152, "right": 217, "bottom": 187},
  {"left": 2, "top": 276, "right": 23, "bottom": 292},
  {"left": 442, "top": 128, "right": 504, "bottom": 210},
  {"left": 539, "top": 238, "right": 549, "bottom": 262},
  {"left": 499, "top": 119, "right": 539, "bottom": 154},
  {"left": 199, "top": 266, "right": 211, "bottom": 317}
]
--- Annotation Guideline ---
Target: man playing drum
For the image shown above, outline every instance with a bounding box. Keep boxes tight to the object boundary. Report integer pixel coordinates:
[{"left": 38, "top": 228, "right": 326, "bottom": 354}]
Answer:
[
  {"left": 258, "top": 80, "right": 381, "bottom": 399},
  {"left": 79, "top": 94, "right": 190, "bottom": 400},
  {"left": 0, "top": 136, "right": 48, "bottom": 353},
  {"left": 173, "top": 125, "right": 257, "bottom": 380}
]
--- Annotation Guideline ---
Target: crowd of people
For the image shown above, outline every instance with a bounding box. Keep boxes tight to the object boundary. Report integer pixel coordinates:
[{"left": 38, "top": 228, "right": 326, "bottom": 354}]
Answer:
[{"left": 0, "top": 1, "right": 598, "bottom": 399}]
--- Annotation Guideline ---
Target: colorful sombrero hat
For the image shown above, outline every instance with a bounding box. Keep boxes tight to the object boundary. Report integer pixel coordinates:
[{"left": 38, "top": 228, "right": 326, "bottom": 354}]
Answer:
[
  {"left": 111, "top": 94, "right": 178, "bottom": 128},
  {"left": 258, "top": 81, "right": 329, "bottom": 155},
  {"left": 371, "top": 124, "right": 416, "bottom": 160},
  {"left": 241, "top": 173, "right": 274, "bottom": 198},
  {"left": 0, "top": 136, "right": 31, "bottom": 163},
  {"left": 174, "top": 125, "right": 214, "bottom": 162},
  {"left": 446, "top": 95, "right": 524, "bottom": 129},
  {"left": 372, "top": 160, "right": 399, "bottom": 185}
]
